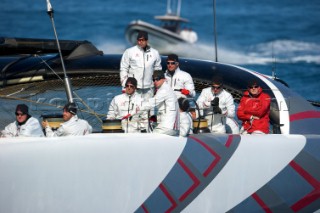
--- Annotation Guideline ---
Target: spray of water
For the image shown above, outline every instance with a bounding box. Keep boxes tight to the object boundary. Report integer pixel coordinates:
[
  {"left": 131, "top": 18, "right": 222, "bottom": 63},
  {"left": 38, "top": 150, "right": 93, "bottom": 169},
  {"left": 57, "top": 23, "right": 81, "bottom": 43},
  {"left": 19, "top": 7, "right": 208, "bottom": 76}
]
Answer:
[{"left": 97, "top": 39, "right": 320, "bottom": 65}]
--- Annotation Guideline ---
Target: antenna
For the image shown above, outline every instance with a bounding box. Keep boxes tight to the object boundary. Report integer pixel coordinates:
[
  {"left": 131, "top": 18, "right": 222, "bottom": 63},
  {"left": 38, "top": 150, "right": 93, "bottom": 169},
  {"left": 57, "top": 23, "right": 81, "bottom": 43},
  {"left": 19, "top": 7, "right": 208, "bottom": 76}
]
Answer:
[
  {"left": 271, "top": 42, "right": 277, "bottom": 79},
  {"left": 272, "top": 57, "right": 277, "bottom": 79},
  {"left": 213, "top": 0, "right": 218, "bottom": 62},
  {"left": 46, "top": 0, "right": 74, "bottom": 103},
  {"left": 167, "top": 0, "right": 172, "bottom": 15},
  {"left": 177, "top": 0, "right": 181, "bottom": 17}
]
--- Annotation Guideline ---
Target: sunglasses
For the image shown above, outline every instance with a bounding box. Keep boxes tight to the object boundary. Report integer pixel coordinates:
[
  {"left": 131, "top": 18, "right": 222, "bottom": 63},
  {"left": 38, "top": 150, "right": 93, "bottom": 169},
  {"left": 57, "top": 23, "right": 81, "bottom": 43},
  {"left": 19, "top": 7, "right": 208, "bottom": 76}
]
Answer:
[
  {"left": 125, "top": 84, "right": 135, "bottom": 89},
  {"left": 249, "top": 85, "right": 259, "bottom": 89},
  {"left": 212, "top": 85, "right": 221, "bottom": 90},
  {"left": 137, "top": 38, "right": 146, "bottom": 42},
  {"left": 152, "top": 77, "right": 162, "bottom": 82},
  {"left": 15, "top": 112, "right": 25, "bottom": 116},
  {"left": 167, "top": 62, "right": 176, "bottom": 65}
]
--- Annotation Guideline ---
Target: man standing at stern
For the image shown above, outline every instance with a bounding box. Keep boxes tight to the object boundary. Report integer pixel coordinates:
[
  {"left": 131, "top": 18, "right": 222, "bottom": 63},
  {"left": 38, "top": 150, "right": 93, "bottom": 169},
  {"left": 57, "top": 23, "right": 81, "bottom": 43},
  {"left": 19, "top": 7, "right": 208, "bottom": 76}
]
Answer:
[{"left": 120, "top": 31, "right": 162, "bottom": 98}]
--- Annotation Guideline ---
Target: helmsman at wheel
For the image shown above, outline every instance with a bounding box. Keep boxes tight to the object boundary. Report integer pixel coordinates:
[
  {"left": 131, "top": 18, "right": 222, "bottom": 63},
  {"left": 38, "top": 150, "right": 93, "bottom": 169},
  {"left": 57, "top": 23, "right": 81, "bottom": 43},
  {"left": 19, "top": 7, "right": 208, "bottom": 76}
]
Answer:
[
  {"left": 122, "top": 70, "right": 180, "bottom": 136},
  {"left": 107, "top": 77, "right": 146, "bottom": 133}
]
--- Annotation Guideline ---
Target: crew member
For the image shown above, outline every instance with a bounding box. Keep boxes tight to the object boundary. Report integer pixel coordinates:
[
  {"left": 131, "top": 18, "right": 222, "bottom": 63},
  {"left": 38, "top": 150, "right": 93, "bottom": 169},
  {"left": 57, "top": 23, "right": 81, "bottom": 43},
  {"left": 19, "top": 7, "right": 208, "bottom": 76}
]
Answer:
[
  {"left": 1, "top": 104, "right": 44, "bottom": 137},
  {"left": 42, "top": 103, "right": 92, "bottom": 137},
  {"left": 120, "top": 31, "right": 162, "bottom": 98},
  {"left": 107, "top": 77, "right": 146, "bottom": 133},
  {"left": 196, "top": 76, "right": 236, "bottom": 133},
  {"left": 122, "top": 70, "right": 180, "bottom": 136},
  {"left": 237, "top": 80, "right": 271, "bottom": 134},
  {"left": 164, "top": 54, "right": 195, "bottom": 99}
]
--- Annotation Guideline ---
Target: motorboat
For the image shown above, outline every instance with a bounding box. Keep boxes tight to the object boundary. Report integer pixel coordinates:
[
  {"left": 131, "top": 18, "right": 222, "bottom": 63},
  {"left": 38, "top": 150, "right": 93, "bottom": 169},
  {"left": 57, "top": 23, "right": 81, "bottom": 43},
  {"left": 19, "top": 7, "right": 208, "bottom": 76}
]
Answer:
[
  {"left": 0, "top": 2, "right": 320, "bottom": 213},
  {"left": 125, "top": 0, "right": 198, "bottom": 54}
]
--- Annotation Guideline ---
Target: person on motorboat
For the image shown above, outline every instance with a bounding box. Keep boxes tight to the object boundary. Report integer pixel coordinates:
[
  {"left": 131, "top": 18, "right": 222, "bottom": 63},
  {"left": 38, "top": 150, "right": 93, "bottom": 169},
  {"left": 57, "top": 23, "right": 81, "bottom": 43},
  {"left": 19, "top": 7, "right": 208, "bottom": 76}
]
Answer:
[
  {"left": 120, "top": 31, "right": 162, "bottom": 99},
  {"left": 178, "top": 97, "right": 193, "bottom": 137},
  {"left": 107, "top": 77, "right": 147, "bottom": 133},
  {"left": 196, "top": 76, "right": 236, "bottom": 133},
  {"left": 237, "top": 80, "right": 271, "bottom": 134},
  {"left": 42, "top": 103, "right": 92, "bottom": 137},
  {"left": 1, "top": 104, "right": 44, "bottom": 137},
  {"left": 122, "top": 70, "right": 180, "bottom": 136},
  {"left": 164, "top": 54, "right": 196, "bottom": 99}
]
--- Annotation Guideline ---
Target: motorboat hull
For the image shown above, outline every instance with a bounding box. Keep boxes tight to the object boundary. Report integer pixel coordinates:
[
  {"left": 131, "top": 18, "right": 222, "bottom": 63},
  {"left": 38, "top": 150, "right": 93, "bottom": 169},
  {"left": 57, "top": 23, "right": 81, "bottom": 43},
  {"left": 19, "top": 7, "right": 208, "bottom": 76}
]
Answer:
[{"left": 125, "top": 20, "right": 196, "bottom": 55}]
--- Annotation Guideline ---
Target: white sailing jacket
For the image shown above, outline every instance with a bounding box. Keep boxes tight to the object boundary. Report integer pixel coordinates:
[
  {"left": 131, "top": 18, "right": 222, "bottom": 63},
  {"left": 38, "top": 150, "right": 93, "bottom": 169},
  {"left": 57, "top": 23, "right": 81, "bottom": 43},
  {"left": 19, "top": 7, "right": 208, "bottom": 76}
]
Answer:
[
  {"left": 120, "top": 45, "right": 162, "bottom": 89},
  {"left": 180, "top": 111, "right": 193, "bottom": 137},
  {"left": 107, "top": 92, "right": 146, "bottom": 133},
  {"left": 1, "top": 117, "right": 44, "bottom": 137},
  {"left": 165, "top": 68, "right": 196, "bottom": 98},
  {"left": 139, "top": 82, "right": 180, "bottom": 131},
  {"left": 45, "top": 115, "right": 92, "bottom": 137},
  {"left": 196, "top": 87, "right": 235, "bottom": 133}
]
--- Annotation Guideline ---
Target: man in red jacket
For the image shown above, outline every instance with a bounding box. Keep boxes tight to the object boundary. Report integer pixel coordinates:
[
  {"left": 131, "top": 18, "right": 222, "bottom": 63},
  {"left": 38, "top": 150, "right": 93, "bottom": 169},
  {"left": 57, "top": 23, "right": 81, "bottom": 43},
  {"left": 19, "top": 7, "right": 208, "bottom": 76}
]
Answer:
[{"left": 237, "top": 80, "right": 271, "bottom": 134}]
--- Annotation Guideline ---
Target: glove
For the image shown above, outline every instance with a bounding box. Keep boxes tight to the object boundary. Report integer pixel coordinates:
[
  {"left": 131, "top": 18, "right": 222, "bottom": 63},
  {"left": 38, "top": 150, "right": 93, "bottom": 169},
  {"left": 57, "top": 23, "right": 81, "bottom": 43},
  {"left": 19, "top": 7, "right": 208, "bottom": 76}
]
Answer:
[
  {"left": 121, "top": 88, "right": 126, "bottom": 93},
  {"left": 181, "top": 89, "right": 190, "bottom": 96},
  {"left": 213, "top": 107, "right": 222, "bottom": 114},
  {"left": 149, "top": 115, "right": 157, "bottom": 123},
  {"left": 211, "top": 97, "right": 219, "bottom": 107},
  {"left": 122, "top": 114, "right": 132, "bottom": 120}
]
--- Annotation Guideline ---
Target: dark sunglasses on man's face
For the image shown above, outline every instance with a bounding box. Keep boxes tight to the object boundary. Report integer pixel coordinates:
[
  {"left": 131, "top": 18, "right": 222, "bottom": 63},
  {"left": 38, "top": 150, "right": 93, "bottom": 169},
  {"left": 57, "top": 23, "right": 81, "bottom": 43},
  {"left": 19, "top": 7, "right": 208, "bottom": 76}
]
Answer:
[
  {"left": 15, "top": 112, "right": 25, "bottom": 116},
  {"left": 249, "top": 85, "right": 259, "bottom": 89},
  {"left": 125, "top": 84, "right": 135, "bottom": 89},
  {"left": 212, "top": 85, "right": 221, "bottom": 90},
  {"left": 153, "top": 77, "right": 161, "bottom": 82},
  {"left": 167, "top": 61, "right": 176, "bottom": 65}
]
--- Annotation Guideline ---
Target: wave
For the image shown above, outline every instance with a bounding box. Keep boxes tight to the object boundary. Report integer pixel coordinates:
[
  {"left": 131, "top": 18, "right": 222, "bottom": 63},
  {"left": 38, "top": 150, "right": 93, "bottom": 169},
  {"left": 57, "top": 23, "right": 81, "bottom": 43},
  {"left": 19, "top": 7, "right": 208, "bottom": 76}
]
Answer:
[
  {"left": 97, "top": 39, "right": 320, "bottom": 65},
  {"left": 193, "top": 39, "right": 320, "bottom": 65}
]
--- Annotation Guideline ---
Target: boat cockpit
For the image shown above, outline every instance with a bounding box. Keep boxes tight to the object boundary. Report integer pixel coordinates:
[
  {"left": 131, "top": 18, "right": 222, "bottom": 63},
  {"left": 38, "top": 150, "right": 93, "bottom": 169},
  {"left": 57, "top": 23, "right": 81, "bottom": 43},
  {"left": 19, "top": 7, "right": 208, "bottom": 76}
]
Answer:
[{"left": 0, "top": 37, "right": 319, "bottom": 136}]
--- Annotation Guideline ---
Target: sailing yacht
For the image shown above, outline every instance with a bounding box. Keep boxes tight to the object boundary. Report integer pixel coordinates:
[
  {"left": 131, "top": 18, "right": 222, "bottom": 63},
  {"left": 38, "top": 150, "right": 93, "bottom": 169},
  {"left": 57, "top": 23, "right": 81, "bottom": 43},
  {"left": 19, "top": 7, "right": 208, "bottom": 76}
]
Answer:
[
  {"left": 0, "top": 0, "right": 320, "bottom": 212},
  {"left": 1, "top": 36, "right": 320, "bottom": 212}
]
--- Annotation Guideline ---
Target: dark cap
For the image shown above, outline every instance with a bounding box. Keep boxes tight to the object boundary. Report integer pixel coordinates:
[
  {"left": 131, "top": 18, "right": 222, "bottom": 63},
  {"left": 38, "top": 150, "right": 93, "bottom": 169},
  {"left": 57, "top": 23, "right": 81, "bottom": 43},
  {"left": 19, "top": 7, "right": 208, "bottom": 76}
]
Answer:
[
  {"left": 137, "top": 31, "right": 148, "bottom": 40},
  {"left": 178, "top": 97, "right": 189, "bottom": 112},
  {"left": 212, "top": 76, "right": 223, "bottom": 85},
  {"left": 125, "top": 77, "right": 137, "bottom": 88},
  {"left": 63, "top": 103, "right": 77, "bottom": 115},
  {"left": 16, "top": 104, "right": 29, "bottom": 115},
  {"left": 247, "top": 79, "right": 260, "bottom": 87},
  {"left": 153, "top": 70, "right": 165, "bottom": 80},
  {"left": 167, "top": 54, "right": 179, "bottom": 62}
]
